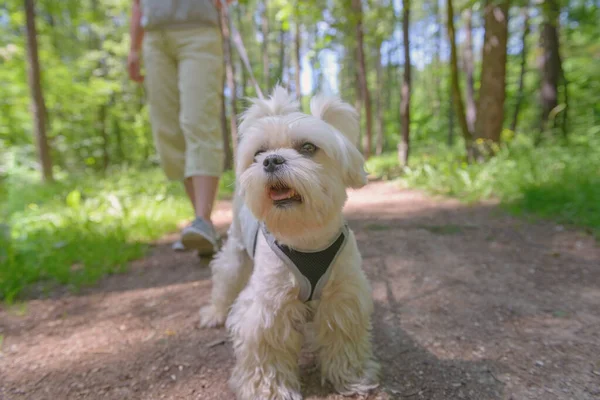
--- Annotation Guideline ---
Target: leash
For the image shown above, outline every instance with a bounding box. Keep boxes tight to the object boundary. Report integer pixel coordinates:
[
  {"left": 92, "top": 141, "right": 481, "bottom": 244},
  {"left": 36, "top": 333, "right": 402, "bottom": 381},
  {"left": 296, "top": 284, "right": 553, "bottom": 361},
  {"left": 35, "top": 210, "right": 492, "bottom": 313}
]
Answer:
[{"left": 220, "top": 0, "right": 265, "bottom": 100}]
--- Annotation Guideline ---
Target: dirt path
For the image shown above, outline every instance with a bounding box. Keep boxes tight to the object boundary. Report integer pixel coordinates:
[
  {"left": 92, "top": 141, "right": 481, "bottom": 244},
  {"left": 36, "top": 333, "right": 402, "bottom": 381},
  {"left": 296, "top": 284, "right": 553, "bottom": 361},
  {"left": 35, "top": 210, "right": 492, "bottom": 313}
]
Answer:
[{"left": 1, "top": 182, "right": 599, "bottom": 400}]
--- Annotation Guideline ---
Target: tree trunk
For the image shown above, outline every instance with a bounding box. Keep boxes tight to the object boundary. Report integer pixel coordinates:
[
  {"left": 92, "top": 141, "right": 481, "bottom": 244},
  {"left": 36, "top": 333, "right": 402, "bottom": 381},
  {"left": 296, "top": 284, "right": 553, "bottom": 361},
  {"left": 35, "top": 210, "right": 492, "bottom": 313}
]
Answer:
[
  {"left": 375, "top": 43, "right": 384, "bottom": 156},
  {"left": 354, "top": 57, "right": 363, "bottom": 152},
  {"left": 24, "top": 0, "right": 53, "bottom": 182},
  {"left": 351, "top": 0, "right": 372, "bottom": 159},
  {"left": 539, "top": 0, "right": 562, "bottom": 134},
  {"left": 98, "top": 56, "right": 109, "bottom": 171},
  {"left": 136, "top": 85, "right": 151, "bottom": 162},
  {"left": 399, "top": 0, "right": 411, "bottom": 167},
  {"left": 510, "top": 6, "right": 530, "bottom": 132},
  {"left": 448, "top": 83, "right": 455, "bottom": 146},
  {"left": 386, "top": 44, "right": 394, "bottom": 119},
  {"left": 560, "top": 72, "right": 568, "bottom": 138},
  {"left": 354, "top": 54, "right": 362, "bottom": 113},
  {"left": 439, "top": 0, "right": 451, "bottom": 145},
  {"left": 278, "top": 22, "right": 285, "bottom": 85},
  {"left": 433, "top": 0, "right": 442, "bottom": 120},
  {"left": 261, "top": 0, "right": 270, "bottom": 90},
  {"left": 98, "top": 104, "right": 109, "bottom": 171},
  {"left": 219, "top": 5, "right": 238, "bottom": 157},
  {"left": 293, "top": 3, "right": 302, "bottom": 100},
  {"left": 463, "top": 9, "right": 476, "bottom": 134},
  {"left": 236, "top": 5, "right": 248, "bottom": 98},
  {"left": 112, "top": 116, "right": 124, "bottom": 163},
  {"left": 475, "top": 0, "right": 510, "bottom": 147},
  {"left": 446, "top": 0, "right": 473, "bottom": 158},
  {"left": 308, "top": 27, "right": 320, "bottom": 95}
]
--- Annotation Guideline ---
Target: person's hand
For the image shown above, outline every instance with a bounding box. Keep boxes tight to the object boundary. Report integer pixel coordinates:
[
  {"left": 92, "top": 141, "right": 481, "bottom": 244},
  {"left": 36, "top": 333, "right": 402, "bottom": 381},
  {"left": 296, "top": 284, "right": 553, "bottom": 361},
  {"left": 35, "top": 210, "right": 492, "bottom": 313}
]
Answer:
[{"left": 127, "top": 50, "right": 144, "bottom": 83}]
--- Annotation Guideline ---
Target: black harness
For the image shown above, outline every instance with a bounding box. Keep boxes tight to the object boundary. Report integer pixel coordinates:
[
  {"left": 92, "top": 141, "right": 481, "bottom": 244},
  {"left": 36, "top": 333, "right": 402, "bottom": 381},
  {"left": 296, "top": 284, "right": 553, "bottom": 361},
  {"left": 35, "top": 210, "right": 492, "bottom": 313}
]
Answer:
[
  {"left": 262, "top": 224, "right": 348, "bottom": 302},
  {"left": 240, "top": 206, "right": 348, "bottom": 302}
]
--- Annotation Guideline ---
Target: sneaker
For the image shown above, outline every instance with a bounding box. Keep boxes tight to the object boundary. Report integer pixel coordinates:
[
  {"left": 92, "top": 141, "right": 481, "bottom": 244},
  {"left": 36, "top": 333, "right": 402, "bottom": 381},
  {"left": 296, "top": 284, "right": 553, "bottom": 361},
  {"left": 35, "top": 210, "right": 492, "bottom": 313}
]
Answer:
[
  {"left": 181, "top": 217, "right": 219, "bottom": 256},
  {"left": 171, "top": 239, "right": 188, "bottom": 252}
]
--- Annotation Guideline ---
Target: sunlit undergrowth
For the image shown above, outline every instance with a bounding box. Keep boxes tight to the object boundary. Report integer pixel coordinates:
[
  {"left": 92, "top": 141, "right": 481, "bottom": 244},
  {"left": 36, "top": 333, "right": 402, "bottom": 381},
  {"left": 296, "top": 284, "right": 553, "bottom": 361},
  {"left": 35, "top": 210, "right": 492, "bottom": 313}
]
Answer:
[
  {"left": 2, "top": 129, "right": 598, "bottom": 302},
  {"left": 366, "top": 130, "right": 600, "bottom": 238},
  {"left": 0, "top": 166, "right": 235, "bottom": 302}
]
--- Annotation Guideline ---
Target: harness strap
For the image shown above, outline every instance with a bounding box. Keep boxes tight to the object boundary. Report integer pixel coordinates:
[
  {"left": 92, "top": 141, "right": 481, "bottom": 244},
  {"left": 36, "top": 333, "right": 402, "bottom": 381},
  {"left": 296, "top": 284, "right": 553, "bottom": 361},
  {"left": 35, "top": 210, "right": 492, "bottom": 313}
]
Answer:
[
  {"left": 238, "top": 205, "right": 349, "bottom": 302},
  {"left": 262, "top": 225, "right": 349, "bottom": 302},
  {"left": 239, "top": 205, "right": 260, "bottom": 259}
]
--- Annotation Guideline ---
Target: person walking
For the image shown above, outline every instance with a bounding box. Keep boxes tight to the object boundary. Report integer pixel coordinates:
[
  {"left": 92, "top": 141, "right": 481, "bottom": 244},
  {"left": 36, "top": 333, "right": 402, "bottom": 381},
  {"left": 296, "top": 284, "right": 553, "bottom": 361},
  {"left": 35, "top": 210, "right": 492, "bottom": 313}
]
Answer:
[{"left": 128, "top": 0, "right": 232, "bottom": 255}]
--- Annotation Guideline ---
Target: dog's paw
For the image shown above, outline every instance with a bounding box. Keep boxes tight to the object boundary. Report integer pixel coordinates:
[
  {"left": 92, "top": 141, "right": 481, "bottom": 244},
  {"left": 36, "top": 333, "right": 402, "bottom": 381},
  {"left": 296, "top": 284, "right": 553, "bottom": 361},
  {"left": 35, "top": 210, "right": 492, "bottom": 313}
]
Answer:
[
  {"left": 330, "top": 359, "right": 380, "bottom": 396},
  {"left": 199, "top": 304, "right": 227, "bottom": 328},
  {"left": 232, "top": 382, "right": 303, "bottom": 400},
  {"left": 230, "top": 366, "right": 303, "bottom": 400}
]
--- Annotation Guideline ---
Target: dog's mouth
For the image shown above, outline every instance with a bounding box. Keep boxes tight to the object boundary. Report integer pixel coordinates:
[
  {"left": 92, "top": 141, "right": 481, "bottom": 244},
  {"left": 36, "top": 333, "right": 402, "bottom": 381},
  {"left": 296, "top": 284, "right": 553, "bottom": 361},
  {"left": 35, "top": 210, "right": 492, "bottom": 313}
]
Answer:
[{"left": 268, "top": 183, "right": 302, "bottom": 207}]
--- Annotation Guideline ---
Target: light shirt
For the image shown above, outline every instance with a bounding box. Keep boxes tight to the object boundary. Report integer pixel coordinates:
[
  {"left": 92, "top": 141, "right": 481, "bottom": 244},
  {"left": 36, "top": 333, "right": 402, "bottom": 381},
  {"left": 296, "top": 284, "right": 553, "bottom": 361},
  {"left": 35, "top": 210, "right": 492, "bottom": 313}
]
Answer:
[{"left": 140, "top": 0, "right": 219, "bottom": 31}]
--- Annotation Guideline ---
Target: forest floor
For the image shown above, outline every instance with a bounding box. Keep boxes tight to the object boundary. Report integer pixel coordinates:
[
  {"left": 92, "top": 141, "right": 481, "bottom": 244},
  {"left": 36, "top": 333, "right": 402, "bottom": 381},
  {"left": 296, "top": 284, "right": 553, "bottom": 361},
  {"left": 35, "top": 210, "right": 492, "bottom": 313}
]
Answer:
[{"left": 1, "top": 181, "right": 599, "bottom": 400}]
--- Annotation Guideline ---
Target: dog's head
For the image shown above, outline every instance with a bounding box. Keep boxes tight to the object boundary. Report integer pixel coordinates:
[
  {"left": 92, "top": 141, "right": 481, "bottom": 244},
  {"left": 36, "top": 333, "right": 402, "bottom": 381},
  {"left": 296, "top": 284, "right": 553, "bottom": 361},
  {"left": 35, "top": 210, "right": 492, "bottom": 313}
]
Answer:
[{"left": 236, "top": 86, "right": 367, "bottom": 232}]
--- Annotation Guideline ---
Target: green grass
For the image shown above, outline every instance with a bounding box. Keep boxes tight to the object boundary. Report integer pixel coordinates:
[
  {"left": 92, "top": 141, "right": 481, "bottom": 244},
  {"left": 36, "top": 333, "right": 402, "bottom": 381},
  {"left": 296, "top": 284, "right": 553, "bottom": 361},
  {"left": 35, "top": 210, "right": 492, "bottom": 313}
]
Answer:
[
  {"left": 2, "top": 130, "right": 598, "bottom": 301},
  {"left": 366, "top": 131, "right": 600, "bottom": 238},
  {"left": 0, "top": 166, "right": 235, "bottom": 302}
]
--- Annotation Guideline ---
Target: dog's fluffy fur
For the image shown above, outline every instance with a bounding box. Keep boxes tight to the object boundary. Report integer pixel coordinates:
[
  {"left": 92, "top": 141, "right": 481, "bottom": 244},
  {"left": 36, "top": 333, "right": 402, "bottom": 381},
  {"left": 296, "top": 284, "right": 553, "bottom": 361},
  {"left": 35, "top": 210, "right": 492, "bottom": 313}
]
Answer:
[{"left": 199, "top": 86, "right": 379, "bottom": 400}]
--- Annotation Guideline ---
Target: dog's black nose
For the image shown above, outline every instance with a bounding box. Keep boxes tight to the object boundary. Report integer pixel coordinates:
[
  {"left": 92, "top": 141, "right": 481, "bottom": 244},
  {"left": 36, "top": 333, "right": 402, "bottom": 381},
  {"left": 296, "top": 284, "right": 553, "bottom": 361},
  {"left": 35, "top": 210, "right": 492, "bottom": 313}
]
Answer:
[{"left": 263, "top": 154, "right": 286, "bottom": 173}]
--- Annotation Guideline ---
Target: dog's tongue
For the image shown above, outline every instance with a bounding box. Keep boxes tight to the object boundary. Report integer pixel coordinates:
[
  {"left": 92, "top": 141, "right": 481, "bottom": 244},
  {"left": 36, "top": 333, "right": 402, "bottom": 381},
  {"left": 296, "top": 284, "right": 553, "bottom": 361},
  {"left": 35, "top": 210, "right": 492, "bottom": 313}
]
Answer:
[{"left": 269, "top": 187, "right": 293, "bottom": 201}]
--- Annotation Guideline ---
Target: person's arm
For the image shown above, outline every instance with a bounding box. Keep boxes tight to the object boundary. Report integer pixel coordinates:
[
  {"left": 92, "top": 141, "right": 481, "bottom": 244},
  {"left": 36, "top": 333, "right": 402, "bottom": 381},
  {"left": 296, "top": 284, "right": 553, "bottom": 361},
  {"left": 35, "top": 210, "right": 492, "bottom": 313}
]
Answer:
[{"left": 128, "top": 0, "right": 144, "bottom": 83}]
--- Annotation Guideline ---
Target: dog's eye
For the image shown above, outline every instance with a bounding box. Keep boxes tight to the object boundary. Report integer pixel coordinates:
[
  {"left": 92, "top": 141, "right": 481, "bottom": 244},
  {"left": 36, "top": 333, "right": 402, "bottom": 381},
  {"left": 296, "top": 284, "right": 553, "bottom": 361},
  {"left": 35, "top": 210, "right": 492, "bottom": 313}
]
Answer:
[
  {"left": 300, "top": 142, "right": 317, "bottom": 155},
  {"left": 254, "top": 149, "right": 265, "bottom": 160}
]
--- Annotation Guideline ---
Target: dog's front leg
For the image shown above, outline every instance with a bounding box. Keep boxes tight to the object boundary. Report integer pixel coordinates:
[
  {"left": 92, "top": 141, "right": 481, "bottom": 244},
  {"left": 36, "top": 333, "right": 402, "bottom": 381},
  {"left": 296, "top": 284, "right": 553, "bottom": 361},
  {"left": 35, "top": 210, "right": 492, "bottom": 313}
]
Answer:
[
  {"left": 227, "top": 287, "right": 306, "bottom": 400},
  {"left": 314, "top": 276, "right": 380, "bottom": 396},
  {"left": 200, "top": 234, "right": 252, "bottom": 328}
]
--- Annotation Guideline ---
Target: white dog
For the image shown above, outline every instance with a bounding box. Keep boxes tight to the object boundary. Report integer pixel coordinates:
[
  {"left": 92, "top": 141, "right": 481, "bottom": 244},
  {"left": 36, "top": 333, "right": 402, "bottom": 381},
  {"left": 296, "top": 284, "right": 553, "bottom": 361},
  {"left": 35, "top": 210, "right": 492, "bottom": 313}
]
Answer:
[{"left": 199, "top": 86, "right": 379, "bottom": 400}]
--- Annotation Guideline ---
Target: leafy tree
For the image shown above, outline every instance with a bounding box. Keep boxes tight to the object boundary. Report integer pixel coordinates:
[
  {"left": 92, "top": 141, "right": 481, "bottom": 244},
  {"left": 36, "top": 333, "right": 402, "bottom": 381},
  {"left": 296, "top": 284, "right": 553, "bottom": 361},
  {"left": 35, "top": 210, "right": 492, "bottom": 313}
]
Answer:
[
  {"left": 24, "top": 0, "right": 52, "bottom": 182},
  {"left": 219, "top": 4, "right": 238, "bottom": 160},
  {"left": 446, "top": 0, "right": 474, "bottom": 158},
  {"left": 399, "top": 0, "right": 411, "bottom": 166},
  {"left": 475, "top": 0, "right": 510, "bottom": 149},
  {"left": 351, "top": 0, "right": 373, "bottom": 158},
  {"left": 463, "top": 8, "right": 476, "bottom": 134},
  {"left": 261, "top": 0, "right": 270, "bottom": 90},
  {"left": 539, "top": 0, "right": 565, "bottom": 136},
  {"left": 510, "top": 4, "right": 531, "bottom": 132},
  {"left": 0, "top": 0, "right": 597, "bottom": 175}
]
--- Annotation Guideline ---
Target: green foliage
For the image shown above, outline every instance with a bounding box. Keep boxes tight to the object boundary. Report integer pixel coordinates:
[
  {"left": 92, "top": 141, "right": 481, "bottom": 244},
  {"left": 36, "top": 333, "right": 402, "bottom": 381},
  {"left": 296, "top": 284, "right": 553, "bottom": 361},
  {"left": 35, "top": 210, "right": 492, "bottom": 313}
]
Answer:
[
  {"left": 2, "top": 0, "right": 599, "bottom": 300},
  {"left": 366, "top": 130, "right": 600, "bottom": 237},
  {"left": 0, "top": 0, "right": 153, "bottom": 171},
  {"left": 0, "top": 167, "right": 235, "bottom": 302}
]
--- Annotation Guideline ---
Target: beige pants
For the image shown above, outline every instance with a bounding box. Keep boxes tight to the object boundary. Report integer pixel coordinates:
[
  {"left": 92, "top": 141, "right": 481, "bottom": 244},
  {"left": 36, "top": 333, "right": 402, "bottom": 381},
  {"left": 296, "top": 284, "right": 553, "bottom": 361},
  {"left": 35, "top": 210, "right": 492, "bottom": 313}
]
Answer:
[{"left": 143, "top": 26, "right": 224, "bottom": 180}]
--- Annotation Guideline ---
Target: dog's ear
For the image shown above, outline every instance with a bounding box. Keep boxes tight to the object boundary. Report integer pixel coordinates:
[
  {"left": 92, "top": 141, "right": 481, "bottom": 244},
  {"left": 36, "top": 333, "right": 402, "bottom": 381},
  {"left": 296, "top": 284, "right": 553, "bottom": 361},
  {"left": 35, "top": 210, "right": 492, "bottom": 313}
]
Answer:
[
  {"left": 310, "top": 95, "right": 366, "bottom": 188},
  {"left": 310, "top": 95, "right": 360, "bottom": 146},
  {"left": 238, "top": 85, "right": 300, "bottom": 134}
]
